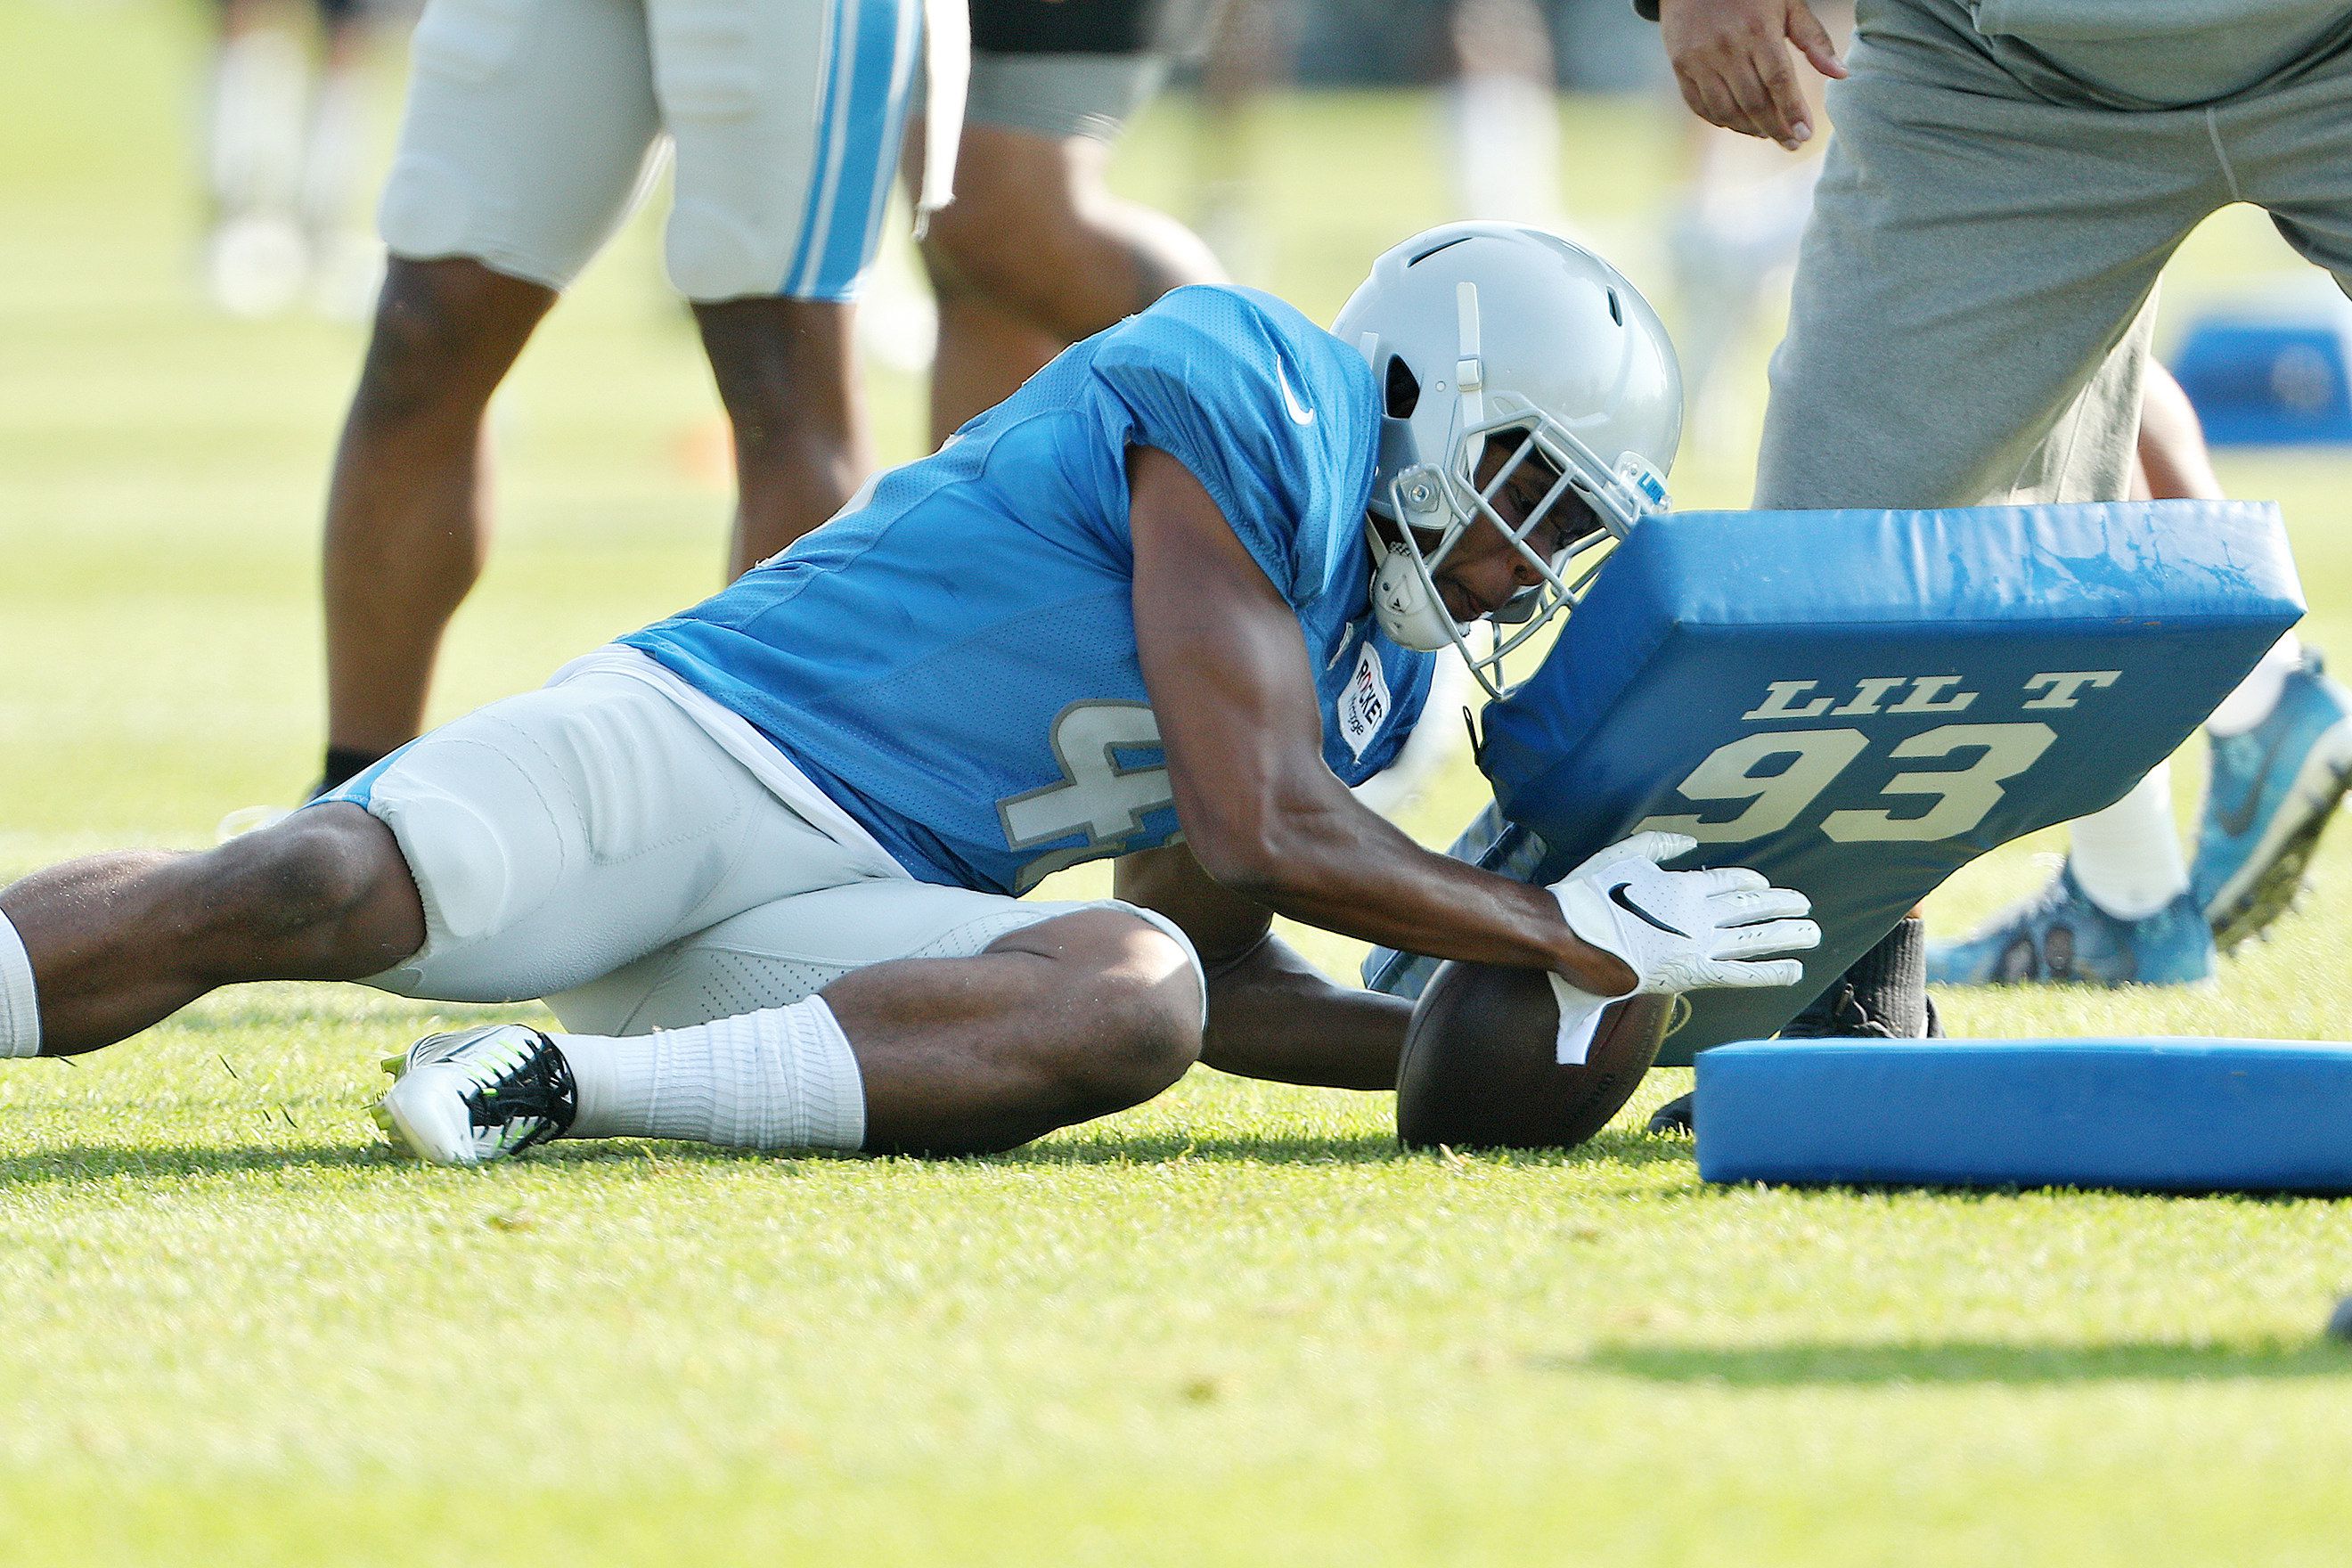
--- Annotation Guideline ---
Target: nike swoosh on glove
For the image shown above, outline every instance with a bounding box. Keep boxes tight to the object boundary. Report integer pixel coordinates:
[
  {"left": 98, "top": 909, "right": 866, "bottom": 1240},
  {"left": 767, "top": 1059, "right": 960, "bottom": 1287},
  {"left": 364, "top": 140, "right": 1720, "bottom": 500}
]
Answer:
[{"left": 1541, "top": 830, "right": 1819, "bottom": 1065}]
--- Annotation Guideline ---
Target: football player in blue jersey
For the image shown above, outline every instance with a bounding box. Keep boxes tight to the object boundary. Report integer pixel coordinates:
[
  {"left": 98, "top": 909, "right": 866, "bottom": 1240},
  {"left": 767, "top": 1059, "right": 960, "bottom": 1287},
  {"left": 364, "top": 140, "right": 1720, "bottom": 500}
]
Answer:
[{"left": 0, "top": 225, "right": 1818, "bottom": 1164}]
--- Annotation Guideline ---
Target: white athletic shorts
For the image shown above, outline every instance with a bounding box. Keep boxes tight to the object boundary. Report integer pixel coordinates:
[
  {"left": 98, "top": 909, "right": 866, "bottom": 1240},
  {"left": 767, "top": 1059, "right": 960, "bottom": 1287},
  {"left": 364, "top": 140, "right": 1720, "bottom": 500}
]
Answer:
[
  {"left": 320, "top": 650, "right": 1204, "bottom": 1032},
  {"left": 378, "top": 0, "right": 922, "bottom": 301}
]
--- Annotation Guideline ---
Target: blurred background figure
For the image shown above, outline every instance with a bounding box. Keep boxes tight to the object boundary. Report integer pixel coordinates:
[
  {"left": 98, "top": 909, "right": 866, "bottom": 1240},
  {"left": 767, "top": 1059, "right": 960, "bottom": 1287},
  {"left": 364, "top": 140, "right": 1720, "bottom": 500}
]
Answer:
[
  {"left": 1443, "top": 0, "right": 1568, "bottom": 231},
  {"left": 1662, "top": 3, "right": 1846, "bottom": 459},
  {"left": 200, "top": 0, "right": 388, "bottom": 318},
  {"left": 1190, "top": 0, "right": 1291, "bottom": 275},
  {"left": 310, "top": 0, "right": 928, "bottom": 799},
  {"left": 1183, "top": 0, "right": 1668, "bottom": 290},
  {"left": 903, "top": 0, "right": 1226, "bottom": 443}
]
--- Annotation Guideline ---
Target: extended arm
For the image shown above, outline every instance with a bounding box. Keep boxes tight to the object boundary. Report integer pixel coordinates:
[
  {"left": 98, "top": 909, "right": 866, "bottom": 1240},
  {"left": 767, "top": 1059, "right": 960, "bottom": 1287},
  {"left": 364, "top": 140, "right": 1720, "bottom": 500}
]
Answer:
[{"left": 1126, "top": 445, "right": 1634, "bottom": 995}]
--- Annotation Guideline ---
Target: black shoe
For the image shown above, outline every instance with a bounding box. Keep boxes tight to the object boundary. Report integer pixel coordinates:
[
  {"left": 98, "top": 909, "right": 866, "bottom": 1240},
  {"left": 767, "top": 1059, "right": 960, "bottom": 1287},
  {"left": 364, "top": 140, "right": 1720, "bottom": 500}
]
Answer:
[
  {"left": 1784, "top": 916, "right": 1940, "bottom": 1040},
  {"left": 1650, "top": 919, "right": 1939, "bottom": 1139}
]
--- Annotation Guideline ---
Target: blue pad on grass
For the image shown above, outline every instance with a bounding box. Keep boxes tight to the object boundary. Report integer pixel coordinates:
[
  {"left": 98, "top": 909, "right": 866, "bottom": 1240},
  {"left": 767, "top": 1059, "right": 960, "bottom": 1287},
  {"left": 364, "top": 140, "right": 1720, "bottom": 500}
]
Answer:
[
  {"left": 1366, "top": 501, "right": 2302, "bottom": 1064},
  {"left": 1696, "top": 1038, "right": 2352, "bottom": 1194}
]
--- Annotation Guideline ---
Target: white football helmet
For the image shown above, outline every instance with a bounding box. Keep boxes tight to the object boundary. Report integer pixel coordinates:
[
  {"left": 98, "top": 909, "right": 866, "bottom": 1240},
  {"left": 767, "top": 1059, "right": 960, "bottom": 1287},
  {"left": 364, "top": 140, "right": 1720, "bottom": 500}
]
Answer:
[{"left": 1334, "top": 222, "right": 1683, "bottom": 697}]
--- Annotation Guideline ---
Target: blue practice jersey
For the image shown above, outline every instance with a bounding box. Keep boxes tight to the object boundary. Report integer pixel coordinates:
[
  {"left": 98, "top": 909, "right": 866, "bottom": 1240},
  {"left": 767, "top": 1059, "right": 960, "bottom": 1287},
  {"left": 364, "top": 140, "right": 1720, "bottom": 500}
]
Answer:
[{"left": 623, "top": 285, "right": 1436, "bottom": 894}]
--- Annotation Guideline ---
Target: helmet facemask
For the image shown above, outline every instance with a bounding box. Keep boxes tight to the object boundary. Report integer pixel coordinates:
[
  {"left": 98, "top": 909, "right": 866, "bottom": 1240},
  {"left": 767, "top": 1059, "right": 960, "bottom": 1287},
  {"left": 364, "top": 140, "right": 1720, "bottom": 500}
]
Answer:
[{"left": 1368, "top": 398, "right": 1667, "bottom": 699}]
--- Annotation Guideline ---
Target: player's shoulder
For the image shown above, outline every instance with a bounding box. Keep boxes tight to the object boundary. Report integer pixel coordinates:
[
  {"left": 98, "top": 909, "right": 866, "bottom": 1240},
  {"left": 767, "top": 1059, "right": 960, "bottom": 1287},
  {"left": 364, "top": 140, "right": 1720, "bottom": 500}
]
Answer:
[
  {"left": 1104, "top": 285, "right": 1376, "bottom": 413},
  {"left": 1135, "top": 281, "right": 1325, "bottom": 345}
]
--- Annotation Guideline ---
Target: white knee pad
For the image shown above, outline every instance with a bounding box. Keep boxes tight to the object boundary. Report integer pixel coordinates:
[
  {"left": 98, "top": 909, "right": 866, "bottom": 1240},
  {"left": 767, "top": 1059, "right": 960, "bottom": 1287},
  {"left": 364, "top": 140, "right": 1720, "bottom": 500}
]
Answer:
[
  {"left": 353, "top": 743, "right": 547, "bottom": 1000},
  {"left": 650, "top": 4, "right": 777, "bottom": 301},
  {"left": 646, "top": 0, "right": 763, "bottom": 121},
  {"left": 331, "top": 667, "right": 870, "bottom": 1006},
  {"left": 655, "top": 0, "right": 921, "bottom": 302}
]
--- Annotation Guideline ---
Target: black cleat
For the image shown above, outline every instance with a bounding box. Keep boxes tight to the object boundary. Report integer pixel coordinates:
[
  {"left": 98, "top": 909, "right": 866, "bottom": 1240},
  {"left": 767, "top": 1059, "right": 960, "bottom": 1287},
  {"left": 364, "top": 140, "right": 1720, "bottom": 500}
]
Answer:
[
  {"left": 374, "top": 1024, "right": 577, "bottom": 1167},
  {"left": 1651, "top": 918, "right": 1939, "bottom": 1140}
]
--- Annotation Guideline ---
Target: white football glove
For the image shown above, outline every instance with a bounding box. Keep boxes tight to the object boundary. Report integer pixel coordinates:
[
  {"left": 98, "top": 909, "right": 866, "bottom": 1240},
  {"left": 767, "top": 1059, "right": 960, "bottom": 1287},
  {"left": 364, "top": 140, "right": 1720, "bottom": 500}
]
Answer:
[{"left": 1541, "top": 831, "right": 1820, "bottom": 1065}]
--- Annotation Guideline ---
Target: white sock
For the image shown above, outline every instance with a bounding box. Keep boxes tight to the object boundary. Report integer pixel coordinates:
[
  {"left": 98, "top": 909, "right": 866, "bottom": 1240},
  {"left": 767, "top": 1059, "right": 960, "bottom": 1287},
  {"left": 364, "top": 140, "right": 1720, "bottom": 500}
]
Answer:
[
  {"left": 0, "top": 912, "right": 41, "bottom": 1059},
  {"left": 2207, "top": 632, "right": 2303, "bottom": 738},
  {"left": 556, "top": 996, "right": 865, "bottom": 1151},
  {"left": 2067, "top": 763, "right": 2190, "bottom": 920}
]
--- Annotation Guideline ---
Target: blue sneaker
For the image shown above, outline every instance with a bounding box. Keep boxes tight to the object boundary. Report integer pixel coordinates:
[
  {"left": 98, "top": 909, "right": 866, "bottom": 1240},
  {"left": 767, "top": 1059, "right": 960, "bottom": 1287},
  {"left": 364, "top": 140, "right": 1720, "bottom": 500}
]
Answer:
[
  {"left": 2191, "top": 653, "right": 2352, "bottom": 951},
  {"left": 1928, "top": 862, "right": 2215, "bottom": 987}
]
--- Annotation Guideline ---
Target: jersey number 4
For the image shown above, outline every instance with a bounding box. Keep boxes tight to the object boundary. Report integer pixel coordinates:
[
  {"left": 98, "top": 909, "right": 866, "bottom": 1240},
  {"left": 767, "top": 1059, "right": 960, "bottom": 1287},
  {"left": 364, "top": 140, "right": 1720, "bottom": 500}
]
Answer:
[{"left": 999, "top": 702, "right": 1175, "bottom": 892}]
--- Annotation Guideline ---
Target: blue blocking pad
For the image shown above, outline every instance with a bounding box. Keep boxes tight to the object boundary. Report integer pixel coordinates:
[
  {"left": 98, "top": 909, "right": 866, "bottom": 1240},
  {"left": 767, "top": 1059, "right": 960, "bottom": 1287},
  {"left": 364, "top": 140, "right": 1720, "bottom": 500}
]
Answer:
[
  {"left": 2173, "top": 304, "right": 2352, "bottom": 447},
  {"left": 1376, "top": 502, "right": 2300, "bottom": 1063},
  {"left": 1695, "top": 1038, "right": 2352, "bottom": 1195}
]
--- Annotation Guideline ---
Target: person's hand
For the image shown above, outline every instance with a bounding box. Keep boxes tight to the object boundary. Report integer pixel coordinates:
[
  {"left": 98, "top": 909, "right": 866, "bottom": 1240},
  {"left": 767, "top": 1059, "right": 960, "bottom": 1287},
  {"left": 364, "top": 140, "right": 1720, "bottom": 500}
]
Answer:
[
  {"left": 1548, "top": 831, "right": 1818, "bottom": 998},
  {"left": 1658, "top": 0, "right": 1848, "bottom": 151},
  {"left": 1541, "top": 830, "right": 1817, "bottom": 1065}
]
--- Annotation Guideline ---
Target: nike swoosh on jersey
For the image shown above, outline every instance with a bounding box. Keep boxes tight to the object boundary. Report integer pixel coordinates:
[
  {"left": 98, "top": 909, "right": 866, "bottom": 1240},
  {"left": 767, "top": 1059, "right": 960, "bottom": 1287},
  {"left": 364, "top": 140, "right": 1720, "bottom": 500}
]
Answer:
[
  {"left": 1608, "top": 881, "right": 1690, "bottom": 938},
  {"left": 1275, "top": 356, "right": 1316, "bottom": 426}
]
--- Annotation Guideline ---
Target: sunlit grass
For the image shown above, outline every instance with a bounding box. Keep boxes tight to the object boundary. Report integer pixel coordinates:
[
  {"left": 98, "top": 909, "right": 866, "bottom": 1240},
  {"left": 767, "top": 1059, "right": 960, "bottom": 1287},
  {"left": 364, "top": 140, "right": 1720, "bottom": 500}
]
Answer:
[{"left": 7, "top": 0, "right": 2352, "bottom": 1561}]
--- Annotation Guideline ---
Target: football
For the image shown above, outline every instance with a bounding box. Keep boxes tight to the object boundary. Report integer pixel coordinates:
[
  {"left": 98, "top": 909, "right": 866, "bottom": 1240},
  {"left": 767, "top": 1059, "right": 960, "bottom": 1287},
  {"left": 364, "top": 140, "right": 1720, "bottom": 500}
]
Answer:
[{"left": 1394, "top": 961, "right": 1675, "bottom": 1152}]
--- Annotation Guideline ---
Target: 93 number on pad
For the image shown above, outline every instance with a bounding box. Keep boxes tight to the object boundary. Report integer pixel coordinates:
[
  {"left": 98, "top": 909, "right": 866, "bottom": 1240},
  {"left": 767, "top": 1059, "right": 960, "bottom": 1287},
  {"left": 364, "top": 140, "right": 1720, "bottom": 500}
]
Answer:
[{"left": 1631, "top": 670, "right": 2118, "bottom": 846}]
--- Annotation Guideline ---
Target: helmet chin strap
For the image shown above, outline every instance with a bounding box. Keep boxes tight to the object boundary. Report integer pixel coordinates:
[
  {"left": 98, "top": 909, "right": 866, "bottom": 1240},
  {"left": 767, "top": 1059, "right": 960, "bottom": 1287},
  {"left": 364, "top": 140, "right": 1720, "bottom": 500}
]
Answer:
[{"left": 1366, "top": 522, "right": 1461, "bottom": 652}]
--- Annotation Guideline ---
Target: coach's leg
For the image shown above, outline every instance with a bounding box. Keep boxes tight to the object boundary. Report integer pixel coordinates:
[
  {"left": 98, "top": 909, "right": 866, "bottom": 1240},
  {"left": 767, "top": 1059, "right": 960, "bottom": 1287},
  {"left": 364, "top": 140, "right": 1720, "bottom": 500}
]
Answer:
[
  {"left": 694, "top": 298, "right": 872, "bottom": 575},
  {"left": 1754, "top": 4, "right": 2229, "bottom": 1003},
  {"left": 1756, "top": 1, "right": 2220, "bottom": 511},
  {"left": 0, "top": 807, "right": 423, "bottom": 1058},
  {"left": 323, "top": 257, "right": 552, "bottom": 767}
]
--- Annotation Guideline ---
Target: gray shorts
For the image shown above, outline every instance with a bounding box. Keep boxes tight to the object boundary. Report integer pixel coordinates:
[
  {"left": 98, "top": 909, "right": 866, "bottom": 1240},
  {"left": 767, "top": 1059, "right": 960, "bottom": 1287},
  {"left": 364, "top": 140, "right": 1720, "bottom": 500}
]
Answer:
[
  {"left": 1757, "top": 0, "right": 2352, "bottom": 510},
  {"left": 964, "top": 50, "right": 1170, "bottom": 142}
]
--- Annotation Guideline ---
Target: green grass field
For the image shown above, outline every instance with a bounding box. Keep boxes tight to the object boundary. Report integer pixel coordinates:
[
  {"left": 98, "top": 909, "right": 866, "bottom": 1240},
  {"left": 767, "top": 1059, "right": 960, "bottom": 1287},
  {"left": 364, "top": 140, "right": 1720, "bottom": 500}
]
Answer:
[{"left": 8, "top": 2, "right": 2352, "bottom": 1561}]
